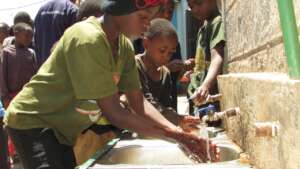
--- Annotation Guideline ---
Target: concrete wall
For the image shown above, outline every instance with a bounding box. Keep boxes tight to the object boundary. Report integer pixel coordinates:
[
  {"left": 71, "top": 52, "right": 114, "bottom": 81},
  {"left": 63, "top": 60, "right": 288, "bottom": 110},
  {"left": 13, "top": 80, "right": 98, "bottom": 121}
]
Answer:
[
  {"left": 219, "top": 0, "right": 300, "bottom": 169},
  {"left": 223, "top": 0, "right": 300, "bottom": 74},
  {"left": 218, "top": 74, "right": 300, "bottom": 169}
]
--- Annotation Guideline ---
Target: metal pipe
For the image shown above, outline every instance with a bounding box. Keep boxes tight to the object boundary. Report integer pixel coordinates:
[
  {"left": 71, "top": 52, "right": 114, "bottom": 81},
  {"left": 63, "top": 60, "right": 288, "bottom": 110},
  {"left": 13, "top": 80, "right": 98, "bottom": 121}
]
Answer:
[{"left": 277, "top": 0, "right": 300, "bottom": 79}]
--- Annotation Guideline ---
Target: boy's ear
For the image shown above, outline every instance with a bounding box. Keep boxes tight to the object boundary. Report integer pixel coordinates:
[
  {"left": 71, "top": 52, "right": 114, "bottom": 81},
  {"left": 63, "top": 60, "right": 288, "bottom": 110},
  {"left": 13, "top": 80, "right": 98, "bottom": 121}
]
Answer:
[{"left": 142, "top": 37, "right": 149, "bottom": 49}]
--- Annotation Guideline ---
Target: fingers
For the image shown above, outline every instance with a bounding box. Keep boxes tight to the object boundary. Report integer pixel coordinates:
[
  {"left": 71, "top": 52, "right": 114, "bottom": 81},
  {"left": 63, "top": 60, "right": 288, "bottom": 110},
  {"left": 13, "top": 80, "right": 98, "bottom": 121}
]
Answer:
[
  {"left": 182, "top": 116, "right": 201, "bottom": 123},
  {"left": 209, "top": 142, "right": 220, "bottom": 162},
  {"left": 195, "top": 86, "right": 209, "bottom": 103},
  {"left": 179, "top": 116, "right": 200, "bottom": 132}
]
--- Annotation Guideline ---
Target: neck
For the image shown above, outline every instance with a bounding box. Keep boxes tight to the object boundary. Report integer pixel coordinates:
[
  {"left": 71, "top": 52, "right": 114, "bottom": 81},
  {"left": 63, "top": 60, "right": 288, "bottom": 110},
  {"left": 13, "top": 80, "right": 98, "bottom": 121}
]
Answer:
[
  {"left": 206, "top": 9, "right": 219, "bottom": 21},
  {"left": 15, "top": 42, "right": 26, "bottom": 48},
  {"left": 142, "top": 52, "right": 159, "bottom": 72},
  {"left": 100, "top": 15, "right": 121, "bottom": 42}
]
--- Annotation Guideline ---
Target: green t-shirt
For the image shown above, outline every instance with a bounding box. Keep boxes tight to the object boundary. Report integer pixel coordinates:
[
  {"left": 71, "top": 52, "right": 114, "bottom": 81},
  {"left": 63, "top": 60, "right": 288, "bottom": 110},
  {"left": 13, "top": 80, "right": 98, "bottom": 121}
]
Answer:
[
  {"left": 4, "top": 17, "right": 141, "bottom": 145},
  {"left": 188, "top": 14, "right": 225, "bottom": 97}
]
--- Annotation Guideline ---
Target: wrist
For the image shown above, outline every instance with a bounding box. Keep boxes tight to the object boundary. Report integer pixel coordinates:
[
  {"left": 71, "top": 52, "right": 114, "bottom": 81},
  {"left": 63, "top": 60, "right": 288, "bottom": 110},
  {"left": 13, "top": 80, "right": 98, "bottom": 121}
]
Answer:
[
  {"left": 201, "top": 81, "right": 211, "bottom": 90},
  {"left": 163, "top": 126, "right": 183, "bottom": 141}
]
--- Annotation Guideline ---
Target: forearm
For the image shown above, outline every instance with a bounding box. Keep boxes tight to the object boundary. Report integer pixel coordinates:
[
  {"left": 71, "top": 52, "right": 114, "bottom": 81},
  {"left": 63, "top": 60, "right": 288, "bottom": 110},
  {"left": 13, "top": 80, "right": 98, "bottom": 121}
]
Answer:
[
  {"left": 125, "top": 90, "right": 178, "bottom": 131},
  {"left": 98, "top": 93, "right": 177, "bottom": 138},
  {"left": 202, "top": 49, "right": 223, "bottom": 89}
]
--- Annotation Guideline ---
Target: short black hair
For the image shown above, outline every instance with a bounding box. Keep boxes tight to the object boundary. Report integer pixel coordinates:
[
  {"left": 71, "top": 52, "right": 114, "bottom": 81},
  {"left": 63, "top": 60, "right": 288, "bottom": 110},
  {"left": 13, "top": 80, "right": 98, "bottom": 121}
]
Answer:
[
  {"left": 0, "top": 22, "right": 10, "bottom": 35},
  {"left": 13, "top": 11, "right": 33, "bottom": 27},
  {"left": 77, "top": 0, "right": 103, "bottom": 20},
  {"left": 144, "top": 18, "right": 177, "bottom": 40},
  {"left": 13, "top": 22, "right": 33, "bottom": 34},
  {"left": 158, "top": 0, "right": 175, "bottom": 12}
]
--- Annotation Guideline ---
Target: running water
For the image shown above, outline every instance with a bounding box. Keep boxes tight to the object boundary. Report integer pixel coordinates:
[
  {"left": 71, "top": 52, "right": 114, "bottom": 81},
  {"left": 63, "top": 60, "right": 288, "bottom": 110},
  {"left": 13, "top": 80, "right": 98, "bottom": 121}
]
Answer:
[
  {"left": 182, "top": 123, "right": 213, "bottom": 163},
  {"left": 197, "top": 123, "right": 211, "bottom": 163},
  {"left": 191, "top": 110, "right": 211, "bottom": 162}
]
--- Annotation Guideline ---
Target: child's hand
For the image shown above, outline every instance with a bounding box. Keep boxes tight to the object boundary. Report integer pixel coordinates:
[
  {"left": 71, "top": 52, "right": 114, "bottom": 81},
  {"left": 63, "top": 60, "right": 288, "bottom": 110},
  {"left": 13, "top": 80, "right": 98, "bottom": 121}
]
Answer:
[
  {"left": 195, "top": 84, "right": 209, "bottom": 104},
  {"left": 179, "top": 116, "right": 200, "bottom": 132},
  {"left": 165, "top": 129, "right": 220, "bottom": 162},
  {"left": 184, "top": 58, "right": 195, "bottom": 71}
]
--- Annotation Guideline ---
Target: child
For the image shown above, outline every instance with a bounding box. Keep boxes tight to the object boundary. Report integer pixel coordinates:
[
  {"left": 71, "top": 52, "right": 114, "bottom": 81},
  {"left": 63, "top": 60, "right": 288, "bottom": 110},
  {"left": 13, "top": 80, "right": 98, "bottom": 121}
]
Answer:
[
  {"left": 187, "top": 0, "right": 225, "bottom": 115},
  {"left": 136, "top": 18, "right": 198, "bottom": 128},
  {"left": 3, "top": 0, "right": 218, "bottom": 168},
  {"left": 2, "top": 12, "right": 34, "bottom": 48},
  {"left": 0, "top": 22, "right": 10, "bottom": 169},
  {"left": 134, "top": 0, "right": 194, "bottom": 109},
  {"left": 0, "top": 23, "right": 10, "bottom": 47},
  {"left": 0, "top": 23, "right": 37, "bottom": 108},
  {"left": 136, "top": 18, "right": 178, "bottom": 114}
]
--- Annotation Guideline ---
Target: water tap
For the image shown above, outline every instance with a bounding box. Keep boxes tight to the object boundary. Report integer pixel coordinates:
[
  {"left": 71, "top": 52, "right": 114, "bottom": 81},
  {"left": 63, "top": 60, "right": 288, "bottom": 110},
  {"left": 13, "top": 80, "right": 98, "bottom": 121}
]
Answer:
[
  {"left": 202, "top": 107, "right": 240, "bottom": 125},
  {"left": 254, "top": 122, "right": 280, "bottom": 137},
  {"left": 189, "top": 93, "right": 222, "bottom": 106}
]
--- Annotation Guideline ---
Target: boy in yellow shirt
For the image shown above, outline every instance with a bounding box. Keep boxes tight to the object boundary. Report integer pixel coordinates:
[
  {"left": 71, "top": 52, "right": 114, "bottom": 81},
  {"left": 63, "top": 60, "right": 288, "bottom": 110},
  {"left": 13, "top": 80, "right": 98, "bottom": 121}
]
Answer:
[{"left": 4, "top": 1, "right": 218, "bottom": 168}]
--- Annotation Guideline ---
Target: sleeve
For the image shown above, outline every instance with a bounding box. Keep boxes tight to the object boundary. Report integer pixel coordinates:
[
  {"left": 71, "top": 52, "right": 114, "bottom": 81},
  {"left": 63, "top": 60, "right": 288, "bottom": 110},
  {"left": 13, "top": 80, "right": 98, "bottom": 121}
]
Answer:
[
  {"left": 118, "top": 43, "right": 141, "bottom": 92},
  {"left": 30, "top": 49, "right": 38, "bottom": 73},
  {"left": 0, "top": 50, "right": 9, "bottom": 100},
  {"left": 209, "top": 17, "right": 225, "bottom": 50},
  {"left": 63, "top": 34, "right": 118, "bottom": 100}
]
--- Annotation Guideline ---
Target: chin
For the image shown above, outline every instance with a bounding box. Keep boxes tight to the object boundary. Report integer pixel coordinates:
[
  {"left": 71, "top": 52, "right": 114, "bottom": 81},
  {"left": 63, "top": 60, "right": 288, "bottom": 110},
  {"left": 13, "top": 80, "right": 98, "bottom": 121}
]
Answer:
[{"left": 128, "top": 35, "right": 141, "bottom": 41}]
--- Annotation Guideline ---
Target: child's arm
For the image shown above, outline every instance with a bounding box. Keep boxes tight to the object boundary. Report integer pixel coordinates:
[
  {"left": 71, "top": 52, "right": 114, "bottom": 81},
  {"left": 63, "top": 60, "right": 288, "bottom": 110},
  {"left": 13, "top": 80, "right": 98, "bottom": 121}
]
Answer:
[
  {"left": 124, "top": 89, "right": 178, "bottom": 132},
  {"left": 97, "top": 91, "right": 177, "bottom": 138},
  {"left": 195, "top": 42, "right": 224, "bottom": 102},
  {"left": 97, "top": 93, "right": 218, "bottom": 162},
  {"left": 30, "top": 49, "right": 38, "bottom": 73}
]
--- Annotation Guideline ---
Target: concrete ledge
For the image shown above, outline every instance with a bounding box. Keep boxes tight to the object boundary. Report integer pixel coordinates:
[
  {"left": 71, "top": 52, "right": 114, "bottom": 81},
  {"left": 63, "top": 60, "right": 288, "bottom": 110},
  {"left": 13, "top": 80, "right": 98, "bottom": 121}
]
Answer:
[{"left": 218, "top": 73, "right": 300, "bottom": 169}]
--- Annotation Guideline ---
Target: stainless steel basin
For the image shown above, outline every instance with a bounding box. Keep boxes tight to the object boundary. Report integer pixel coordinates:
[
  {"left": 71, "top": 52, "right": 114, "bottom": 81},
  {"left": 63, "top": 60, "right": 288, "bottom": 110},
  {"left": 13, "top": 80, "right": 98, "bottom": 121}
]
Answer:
[{"left": 96, "top": 139, "right": 242, "bottom": 165}]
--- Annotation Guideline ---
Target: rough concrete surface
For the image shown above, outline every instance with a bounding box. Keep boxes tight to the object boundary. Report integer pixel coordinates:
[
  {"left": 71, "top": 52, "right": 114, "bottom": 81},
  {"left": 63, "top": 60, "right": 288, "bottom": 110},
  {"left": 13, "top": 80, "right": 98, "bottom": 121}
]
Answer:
[
  {"left": 222, "top": 0, "right": 300, "bottom": 74},
  {"left": 218, "top": 73, "right": 300, "bottom": 169}
]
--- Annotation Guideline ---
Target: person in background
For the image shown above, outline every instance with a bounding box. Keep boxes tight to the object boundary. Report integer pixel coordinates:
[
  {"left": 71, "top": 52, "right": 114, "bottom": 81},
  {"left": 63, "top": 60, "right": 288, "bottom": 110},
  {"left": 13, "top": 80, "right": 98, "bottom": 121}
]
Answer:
[
  {"left": 0, "top": 22, "right": 10, "bottom": 169},
  {"left": 77, "top": 0, "right": 104, "bottom": 21},
  {"left": 4, "top": 0, "right": 218, "bottom": 168},
  {"left": 13, "top": 11, "right": 34, "bottom": 28},
  {"left": 134, "top": 0, "right": 194, "bottom": 110},
  {"left": 34, "top": 0, "right": 78, "bottom": 67},
  {"left": 0, "top": 23, "right": 37, "bottom": 108},
  {"left": 135, "top": 18, "right": 198, "bottom": 128},
  {"left": 133, "top": 0, "right": 176, "bottom": 55},
  {"left": 186, "top": 0, "right": 225, "bottom": 115},
  {"left": 0, "top": 23, "right": 10, "bottom": 48},
  {"left": 2, "top": 11, "right": 34, "bottom": 48}
]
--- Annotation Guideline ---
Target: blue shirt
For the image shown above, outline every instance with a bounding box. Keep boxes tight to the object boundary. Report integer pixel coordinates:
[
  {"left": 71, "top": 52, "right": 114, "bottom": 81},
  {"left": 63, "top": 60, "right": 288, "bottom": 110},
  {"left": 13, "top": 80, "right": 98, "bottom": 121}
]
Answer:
[
  {"left": 34, "top": 0, "right": 78, "bottom": 67},
  {"left": 0, "top": 101, "right": 5, "bottom": 117}
]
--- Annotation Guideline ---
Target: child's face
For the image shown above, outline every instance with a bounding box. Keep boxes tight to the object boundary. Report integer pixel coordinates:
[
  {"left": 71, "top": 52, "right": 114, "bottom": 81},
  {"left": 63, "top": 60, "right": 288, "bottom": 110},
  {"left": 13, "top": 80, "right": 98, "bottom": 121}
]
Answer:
[
  {"left": 116, "top": 6, "right": 159, "bottom": 39},
  {"left": 15, "top": 30, "right": 32, "bottom": 47},
  {"left": 187, "top": 0, "right": 215, "bottom": 21},
  {"left": 144, "top": 35, "right": 178, "bottom": 67}
]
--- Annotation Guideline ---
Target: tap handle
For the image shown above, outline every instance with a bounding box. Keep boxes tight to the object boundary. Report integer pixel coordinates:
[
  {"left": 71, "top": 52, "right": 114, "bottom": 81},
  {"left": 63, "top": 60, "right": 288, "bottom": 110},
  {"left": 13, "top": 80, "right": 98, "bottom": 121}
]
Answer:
[{"left": 224, "top": 107, "right": 240, "bottom": 117}]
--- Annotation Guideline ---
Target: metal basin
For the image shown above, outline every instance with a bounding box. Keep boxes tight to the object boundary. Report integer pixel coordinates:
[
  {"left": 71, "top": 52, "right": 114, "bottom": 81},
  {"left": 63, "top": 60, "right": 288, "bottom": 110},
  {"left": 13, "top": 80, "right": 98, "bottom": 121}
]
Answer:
[{"left": 96, "top": 139, "right": 242, "bottom": 165}]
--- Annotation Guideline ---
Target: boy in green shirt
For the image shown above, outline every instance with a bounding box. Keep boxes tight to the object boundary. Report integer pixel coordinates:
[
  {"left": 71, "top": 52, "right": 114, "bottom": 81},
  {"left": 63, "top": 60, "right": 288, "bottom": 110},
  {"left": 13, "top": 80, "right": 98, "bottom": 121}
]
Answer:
[
  {"left": 187, "top": 0, "right": 225, "bottom": 114},
  {"left": 4, "top": 0, "right": 219, "bottom": 168}
]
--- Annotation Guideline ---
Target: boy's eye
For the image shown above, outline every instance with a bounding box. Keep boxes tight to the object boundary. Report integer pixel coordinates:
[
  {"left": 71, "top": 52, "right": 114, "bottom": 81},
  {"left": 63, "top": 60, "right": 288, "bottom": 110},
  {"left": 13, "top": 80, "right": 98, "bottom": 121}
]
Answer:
[
  {"left": 138, "top": 13, "right": 150, "bottom": 21},
  {"left": 159, "top": 48, "right": 166, "bottom": 53}
]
